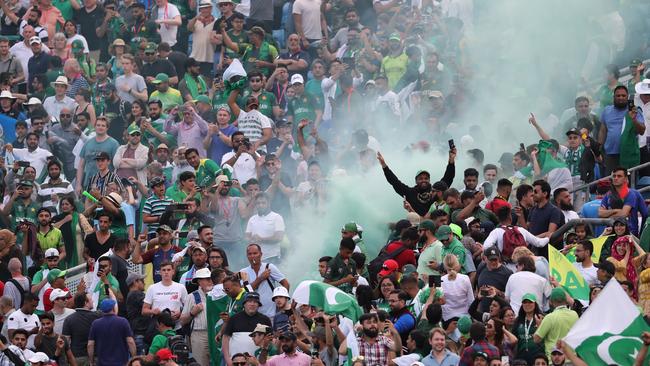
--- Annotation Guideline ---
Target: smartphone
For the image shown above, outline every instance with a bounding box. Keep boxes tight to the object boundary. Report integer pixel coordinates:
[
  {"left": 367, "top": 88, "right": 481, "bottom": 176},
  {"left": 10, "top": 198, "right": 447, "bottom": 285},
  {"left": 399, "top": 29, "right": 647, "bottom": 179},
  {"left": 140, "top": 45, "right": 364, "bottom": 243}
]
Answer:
[
  {"left": 501, "top": 356, "right": 510, "bottom": 364},
  {"left": 17, "top": 161, "right": 30, "bottom": 167},
  {"left": 480, "top": 287, "right": 490, "bottom": 296},
  {"left": 430, "top": 275, "right": 441, "bottom": 288},
  {"left": 172, "top": 203, "right": 189, "bottom": 210},
  {"left": 628, "top": 99, "right": 635, "bottom": 111},
  {"left": 448, "top": 139, "right": 455, "bottom": 150},
  {"left": 120, "top": 177, "right": 133, "bottom": 187},
  {"left": 519, "top": 143, "right": 525, "bottom": 151}
]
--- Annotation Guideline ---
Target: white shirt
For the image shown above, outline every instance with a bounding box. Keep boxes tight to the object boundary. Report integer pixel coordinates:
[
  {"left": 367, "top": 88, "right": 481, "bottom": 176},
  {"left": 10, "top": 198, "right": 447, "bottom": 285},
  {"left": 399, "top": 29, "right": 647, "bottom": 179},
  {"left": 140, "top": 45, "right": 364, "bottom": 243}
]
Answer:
[
  {"left": 635, "top": 93, "right": 650, "bottom": 147},
  {"left": 240, "top": 263, "right": 286, "bottom": 318},
  {"left": 236, "top": 109, "right": 272, "bottom": 146},
  {"left": 7, "top": 309, "right": 40, "bottom": 333},
  {"left": 53, "top": 308, "right": 75, "bottom": 335},
  {"left": 440, "top": 273, "right": 473, "bottom": 321},
  {"left": 221, "top": 151, "right": 257, "bottom": 184},
  {"left": 156, "top": 2, "right": 181, "bottom": 46},
  {"left": 374, "top": 91, "right": 401, "bottom": 118},
  {"left": 144, "top": 281, "right": 188, "bottom": 328},
  {"left": 505, "top": 271, "right": 552, "bottom": 313},
  {"left": 547, "top": 167, "right": 573, "bottom": 192},
  {"left": 292, "top": 0, "right": 322, "bottom": 40},
  {"left": 483, "top": 226, "right": 549, "bottom": 253},
  {"left": 246, "top": 211, "right": 285, "bottom": 259},
  {"left": 12, "top": 147, "right": 53, "bottom": 177},
  {"left": 42, "top": 95, "right": 78, "bottom": 123},
  {"left": 562, "top": 210, "right": 580, "bottom": 222},
  {"left": 573, "top": 261, "right": 599, "bottom": 286}
]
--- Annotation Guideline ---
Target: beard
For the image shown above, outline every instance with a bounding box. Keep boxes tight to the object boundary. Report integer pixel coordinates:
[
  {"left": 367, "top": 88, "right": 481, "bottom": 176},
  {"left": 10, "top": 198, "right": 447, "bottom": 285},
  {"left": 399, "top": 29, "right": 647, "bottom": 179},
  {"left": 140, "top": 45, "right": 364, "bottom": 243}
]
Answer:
[
  {"left": 416, "top": 182, "right": 432, "bottom": 193},
  {"left": 362, "top": 328, "right": 379, "bottom": 338},
  {"left": 614, "top": 100, "right": 628, "bottom": 109},
  {"left": 218, "top": 188, "right": 230, "bottom": 196},
  {"left": 418, "top": 234, "right": 427, "bottom": 245},
  {"left": 281, "top": 345, "right": 293, "bottom": 353},
  {"left": 559, "top": 202, "right": 574, "bottom": 211}
]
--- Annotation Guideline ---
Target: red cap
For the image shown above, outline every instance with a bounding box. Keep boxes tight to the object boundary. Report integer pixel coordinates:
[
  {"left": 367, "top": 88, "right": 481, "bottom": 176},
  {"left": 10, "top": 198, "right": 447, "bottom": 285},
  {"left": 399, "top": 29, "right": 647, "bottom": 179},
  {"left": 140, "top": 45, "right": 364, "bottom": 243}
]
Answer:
[
  {"left": 156, "top": 348, "right": 177, "bottom": 361},
  {"left": 378, "top": 259, "right": 399, "bottom": 277}
]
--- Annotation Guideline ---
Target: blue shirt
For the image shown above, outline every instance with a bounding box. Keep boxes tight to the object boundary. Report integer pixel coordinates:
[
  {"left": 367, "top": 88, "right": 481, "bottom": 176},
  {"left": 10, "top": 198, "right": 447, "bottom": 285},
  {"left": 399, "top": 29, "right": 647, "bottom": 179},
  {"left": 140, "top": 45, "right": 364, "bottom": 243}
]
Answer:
[
  {"left": 581, "top": 199, "right": 604, "bottom": 235},
  {"left": 601, "top": 189, "right": 648, "bottom": 235},
  {"left": 601, "top": 105, "right": 645, "bottom": 154},
  {"left": 0, "top": 114, "right": 16, "bottom": 145},
  {"left": 209, "top": 124, "right": 238, "bottom": 166},
  {"left": 422, "top": 350, "right": 461, "bottom": 366},
  {"left": 88, "top": 314, "right": 134, "bottom": 366}
]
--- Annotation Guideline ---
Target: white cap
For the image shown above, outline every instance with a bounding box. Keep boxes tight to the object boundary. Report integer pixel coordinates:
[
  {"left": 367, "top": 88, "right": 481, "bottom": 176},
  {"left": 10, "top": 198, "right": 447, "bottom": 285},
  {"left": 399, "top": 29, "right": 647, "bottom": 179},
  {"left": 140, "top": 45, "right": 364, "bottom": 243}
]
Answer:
[
  {"left": 0, "top": 90, "right": 15, "bottom": 99},
  {"left": 29, "top": 36, "right": 41, "bottom": 45},
  {"left": 24, "top": 97, "right": 41, "bottom": 106},
  {"left": 49, "top": 288, "right": 70, "bottom": 301},
  {"left": 198, "top": 0, "right": 212, "bottom": 7},
  {"left": 28, "top": 352, "right": 49, "bottom": 363},
  {"left": 45, "top": 248, "right": 60, "bottom": 258},
  {"left": 271, "top": 286, "right": 290, "bottom": 300},
  {"left": 290, "top": 74, "right": 304, "bottom": 85},
  {"left": 636, "top": 79, "right": 650, "bottom": 95}
]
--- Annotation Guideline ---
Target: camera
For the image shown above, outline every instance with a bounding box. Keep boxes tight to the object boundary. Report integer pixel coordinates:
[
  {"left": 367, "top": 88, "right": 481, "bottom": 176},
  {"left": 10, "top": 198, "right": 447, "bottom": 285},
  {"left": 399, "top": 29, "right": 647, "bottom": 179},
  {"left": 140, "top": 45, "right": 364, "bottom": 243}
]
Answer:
[
  {"left": 243, "top": 138, "right": 251, "bottom": 149},
  {"left": 17, "top": 161, "right": 30, "bottom": 168}
]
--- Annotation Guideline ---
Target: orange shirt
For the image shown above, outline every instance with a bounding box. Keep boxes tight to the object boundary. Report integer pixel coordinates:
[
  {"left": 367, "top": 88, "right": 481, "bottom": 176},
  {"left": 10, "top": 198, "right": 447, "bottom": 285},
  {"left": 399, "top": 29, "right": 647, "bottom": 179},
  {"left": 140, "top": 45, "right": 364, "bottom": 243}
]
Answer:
[{"left": 39, "top": 6, "right": 64, "bottom": 45}]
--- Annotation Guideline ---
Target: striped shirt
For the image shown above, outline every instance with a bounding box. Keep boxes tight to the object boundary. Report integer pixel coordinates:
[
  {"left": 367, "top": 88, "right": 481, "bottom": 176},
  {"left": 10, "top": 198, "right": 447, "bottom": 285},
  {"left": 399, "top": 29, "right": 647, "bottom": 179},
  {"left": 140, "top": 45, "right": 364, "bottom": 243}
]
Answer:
[
  {"left": 37, "top": 179, "right": 74, "bottom": 208},
  {"left": 357, "top": 335, "right": 395, "bottom": 366},
  {"left": 86, "top": 170, "right": 124, "bottom": 196},
  {"left": 143, "top": 194, "right": 174, "bottom": 234}
]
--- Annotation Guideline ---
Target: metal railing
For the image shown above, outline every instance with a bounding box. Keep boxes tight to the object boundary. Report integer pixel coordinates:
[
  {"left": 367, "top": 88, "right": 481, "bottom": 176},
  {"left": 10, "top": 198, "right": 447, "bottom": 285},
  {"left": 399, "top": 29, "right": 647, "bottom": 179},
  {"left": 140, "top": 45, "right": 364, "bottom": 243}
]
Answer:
[
  {"left": 549, "top": 218, "right": 614, "bottom": 245},
  {"left": 570, "top": 161, "right": 650, "bottom": 193},
  {"left": 64, "top": 260, "right": 144, "bottom": 296}
]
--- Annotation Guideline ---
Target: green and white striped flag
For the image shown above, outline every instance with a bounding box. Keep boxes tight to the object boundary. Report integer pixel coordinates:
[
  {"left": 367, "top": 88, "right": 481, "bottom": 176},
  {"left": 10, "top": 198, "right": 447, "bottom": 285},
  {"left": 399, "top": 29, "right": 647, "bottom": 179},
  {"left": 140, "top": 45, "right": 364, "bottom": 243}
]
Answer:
[
  {"left": 292, "top": 280, "right": 363, "bottom": 322},
  {"left": 564, "top": 280, "right": 650, "bottom": 366}
]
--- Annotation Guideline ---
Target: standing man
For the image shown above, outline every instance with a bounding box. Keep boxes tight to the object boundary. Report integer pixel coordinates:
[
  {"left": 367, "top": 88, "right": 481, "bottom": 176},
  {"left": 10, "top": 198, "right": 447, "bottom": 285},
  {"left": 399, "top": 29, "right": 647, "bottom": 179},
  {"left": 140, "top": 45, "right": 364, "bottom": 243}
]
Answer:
[
  {"left": 533, "top": 288, "right": 578, "bottom": 358},
  {"left": 221, "top": 292, "right": 271, "bottom": 364},
  {"left": 131, "top": 226, "right": 182, "bottom": 283},
  {"left": 87, "top": 298, "right": 136, "bottom": 365},
  {"left": 141, "top": 261, "right": 187, "bottom": 330},
  {"left": 113, "top": 125, "right": 149, "bottom": 185},
  {"left": 152, "top": 0, "right": 181, "bottom": 48},
  {"left": 42, "top": 76, "right": 77, "bottom": 120},
  {"left": 528, "top": 180, "right": 564, "bottom": 239},
  {"left": 73, "top": 0, "right": 105, "bottom": 62},
  {"left": 239, "top": 244, "right": 289, "bottom": 319},
  {"left": 179, "top": 267, "right": 212, "bottom": 366},
  {"left": 142, "top": 177, "right": 175, "bottom": 238},
  {"left": 75, "top": 117, "right": 120, "bottom": 195},
  {"left": 244, "top": 193, "right": 285, "bottom": 262},
  {"left": 114, "top": 54, "right": 148, "bottom": 103},
  {"left": 62, "top": 293, "right": 101, "bottom": 366}
]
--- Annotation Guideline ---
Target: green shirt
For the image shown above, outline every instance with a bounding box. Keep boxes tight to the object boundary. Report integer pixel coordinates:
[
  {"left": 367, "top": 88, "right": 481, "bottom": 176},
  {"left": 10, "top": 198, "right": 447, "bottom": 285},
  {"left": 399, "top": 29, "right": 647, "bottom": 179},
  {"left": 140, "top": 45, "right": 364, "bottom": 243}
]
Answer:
[
  {"left": 440, "top": 238, "right": 466, "bottom": 271},
  {"left": 195, "top": 158, "right": 222, "bottom": 189},
  {"left": 93, "top": 273, "right": 121, "bottom": 304},
  {"left": 76, "top": 55, "right": 96, "bottom": 81},
  {"left": 150, "top": 89, "right": 183, "bottom": 111},
  {"left": 36, "top": 227, "right": 64, "bottom": 252},
  {"left": 11, "top": 198, "right": 39, "bottom": 229},
  {"left": 225, "top": 30, "right": 249, "bottom": 59},
  {"left": 534, "top": 306, "right": 578, "bottom": 357},
  {"left": 416, "top": 241, "right": 444, "bottom": 276},
  {"left": 305, "top": 78, "right": 324, "bottom": 105},
  {"left": 287, "top": 93, "right": 321, "bottom": 130},
  {"left": 239, "top": 89, "right": 277, "bottom": 119},
  {"left": 149, "top": 329, "right": 176, "bottom": 355},
  {"left": 324, "top": 254, "right": 356, "bottom": 294},
  {"left": 227, "top": 289, "right": 246, "bottom": 316},
  {"left": 53, "top": 0, "right": 74, "bottom": 20},
  {"left": 381, "top": 53, "right": 409, "bottom": 90}
]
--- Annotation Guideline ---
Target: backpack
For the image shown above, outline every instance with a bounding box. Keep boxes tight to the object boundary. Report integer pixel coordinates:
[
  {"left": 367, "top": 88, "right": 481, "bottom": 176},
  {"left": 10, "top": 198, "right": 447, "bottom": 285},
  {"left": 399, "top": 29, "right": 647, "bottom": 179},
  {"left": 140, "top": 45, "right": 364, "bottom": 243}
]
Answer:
[
  {"left": 501, "top": 225, "right": 527, "bottom": 260},
  {"left": 166, "top": 334, "right": 194, "bottom": 366},
  {"left": 368, "top": 243, "right": 408, "bottom": 287},
  {"left": 6, "top": 278, "right": 27, "bottom": 308}
]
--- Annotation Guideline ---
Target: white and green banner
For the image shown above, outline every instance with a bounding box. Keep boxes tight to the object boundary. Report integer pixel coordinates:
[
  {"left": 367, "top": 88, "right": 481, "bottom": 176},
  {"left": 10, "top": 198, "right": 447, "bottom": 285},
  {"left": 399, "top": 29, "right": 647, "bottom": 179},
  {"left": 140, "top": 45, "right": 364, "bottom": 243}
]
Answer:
[
  {"left": 564, "top": 280, "right": 650, "bottom": 366},
  {"left": 292, "top": 280, "right": 363, "bottom": 322}
]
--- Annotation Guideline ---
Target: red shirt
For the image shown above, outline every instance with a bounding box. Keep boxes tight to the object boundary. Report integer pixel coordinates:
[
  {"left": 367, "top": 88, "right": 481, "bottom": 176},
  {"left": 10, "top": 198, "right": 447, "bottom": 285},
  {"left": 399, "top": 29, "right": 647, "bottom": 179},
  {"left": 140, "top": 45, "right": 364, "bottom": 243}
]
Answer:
[
  {"left": 43, "top": 286, "right": 69, "bottom": 312},
  {"left": 486, "top": 196, "right": 511, "bottom": 214},
  {"left": 385, "top": 241, "right": 416, "bottom": 269}
]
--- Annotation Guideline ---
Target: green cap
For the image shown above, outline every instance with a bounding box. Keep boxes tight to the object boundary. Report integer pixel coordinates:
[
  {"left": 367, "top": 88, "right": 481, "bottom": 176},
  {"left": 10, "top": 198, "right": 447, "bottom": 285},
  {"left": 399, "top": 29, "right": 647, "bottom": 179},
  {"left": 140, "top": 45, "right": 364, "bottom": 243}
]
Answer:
[
  {"left": 457, "top": 315, "right": 472, "bottom": 334},
  {"left": 449, "top": 223, "right": 462, "bottom": 239},
  {"left": 47, "top": 268, "right": 67, "bottom": 283},
  {"left": 127, "top": 124, "right": 141, "bottom": 135},
  {"left": 630, "top": 59, "right": 642, "bottom": 67},
  {"left": 145, "top": 42, "right": 157, "bottom": 52},
  {"left": 18, "top": 180, "right": 33, "bottom": 187},
  {"left": 389, "top": 33, "right": 401, "bottom": 42},
  {"left": 402, "top": 264, "right": 417, "bottom": 278},
  {"left": 151, "top": 73, "right": 169, "bottom": 84},
  {"left": 341, "top": 222, "right": 361, "bottom": 233},
  {"left": 550, "top": 287, "right": 566, "bottom": 302},
  {"left": 521, "top": 293, "right": 537, "bottom": 303},
  {"left": 194, "top": 94, "right": 211, "bottom": 105},
  {"left": 435, "top": 225, "right": 452, "bottom": 240},
  {"left": 418, "top": 219, "right": 436, "bottom": 233},
  {"left": 71, "top": 40, "right": 84, "bottom": 52}
]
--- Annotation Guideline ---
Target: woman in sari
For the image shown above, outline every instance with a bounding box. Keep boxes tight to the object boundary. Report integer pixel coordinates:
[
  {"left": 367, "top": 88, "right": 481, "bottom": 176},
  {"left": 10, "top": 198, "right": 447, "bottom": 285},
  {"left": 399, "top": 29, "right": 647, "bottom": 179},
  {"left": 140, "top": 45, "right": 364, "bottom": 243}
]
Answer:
[{"left": 52, "top": 196, "right": 93, "bottom": 268}]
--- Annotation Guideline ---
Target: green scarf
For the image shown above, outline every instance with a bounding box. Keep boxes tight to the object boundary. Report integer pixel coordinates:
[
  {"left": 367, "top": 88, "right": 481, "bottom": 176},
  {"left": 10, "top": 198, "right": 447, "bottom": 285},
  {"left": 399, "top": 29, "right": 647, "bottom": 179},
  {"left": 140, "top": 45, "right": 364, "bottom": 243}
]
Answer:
[
  {"left": 68, "top": 212, "right": 79, "bottom": 268},
  {"left": 520, "top": 140, "right": 568, "bottom": 177},
  {"left": 183, "top": 73, "right": 207, "bottom": 100},
  {"left": 620, "top": 113, "right": 640, "bottom": 168}
]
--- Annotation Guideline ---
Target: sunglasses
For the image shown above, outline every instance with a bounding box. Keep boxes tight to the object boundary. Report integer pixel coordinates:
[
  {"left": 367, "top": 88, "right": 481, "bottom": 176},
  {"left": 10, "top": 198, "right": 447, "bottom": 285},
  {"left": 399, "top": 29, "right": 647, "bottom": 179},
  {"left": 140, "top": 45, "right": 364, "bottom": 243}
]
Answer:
[
  {"left": 145, "top": 52, "right": 155, "bottom": 55},
  {"left": 130, "top": 132, "right": 141, "bottom": 136}
]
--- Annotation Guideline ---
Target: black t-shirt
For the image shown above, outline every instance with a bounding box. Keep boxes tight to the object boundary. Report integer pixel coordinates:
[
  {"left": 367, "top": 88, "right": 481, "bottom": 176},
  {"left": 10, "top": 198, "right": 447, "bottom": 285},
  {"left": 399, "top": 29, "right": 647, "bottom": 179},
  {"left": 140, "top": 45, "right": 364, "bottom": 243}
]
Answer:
[
  {"left": 141, "top": 59, "right": 178, "bottom": 94},
  {"left": 74, "top": 6, "right": 106, "bottom": 52},
  {"left": 223, "top": 311, "right": 271, "bottom": 336},
  {"left": 62, "top": 309, "right": 102, "bottom": 357},
  {"left": 104, "top": 98, "right": 131, "bottom": 141},
  {"left": 35, "top": 333, "right": 71, "bottom": 365},
  {"left": 528, "top": 202, "right": 565, "bottom": 236},
  {"left": 84, "top": 233, "right": 116, "bottom": 261},
  {"left": 110, "top": 254, "right": 129, "bottom": 308},
  {"left": 476, "top": 262, "right": 513, "bottom": 312},
  {"left": 126, "top": 290, "right": 150, "bottom": 335},
  {"left": 0, "top": 8, "right": 25, "bottom": 38}
]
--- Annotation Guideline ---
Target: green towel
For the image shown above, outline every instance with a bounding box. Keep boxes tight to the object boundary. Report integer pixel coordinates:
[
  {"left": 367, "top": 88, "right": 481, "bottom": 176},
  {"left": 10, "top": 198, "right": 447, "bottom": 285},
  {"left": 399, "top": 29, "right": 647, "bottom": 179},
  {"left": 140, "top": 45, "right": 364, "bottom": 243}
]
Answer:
[{"left": 620, "top": 113, "right": 640, "bottom": 169}]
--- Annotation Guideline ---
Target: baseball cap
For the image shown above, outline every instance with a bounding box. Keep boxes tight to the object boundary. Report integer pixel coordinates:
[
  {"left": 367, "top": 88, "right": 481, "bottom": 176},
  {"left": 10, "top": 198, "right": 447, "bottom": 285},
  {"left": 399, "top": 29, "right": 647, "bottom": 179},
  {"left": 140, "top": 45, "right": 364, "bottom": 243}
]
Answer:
[
  {"left": 157, "top": 224, "right": 173, "bottom": 233},
  {"left": 45, "top": 248, "right": 60, "bottom": 258},
  {"left": 406, "top": 212, "right": 420, "bottom": 226},
  {"left": 415, "top": 170, "right": 430, "bottom": 179},
  {"left": 29, "top": 36, "right": 41, "bottom": 45},
  {"left": 565, "top": 128, "right": 580, "bottom": 137},
  {"left": 551, "top": 347, "right": 564, "bottom": 355},
  {"left": 17, "top": 180, "right": 33, "bottom": 188},
  {"left": 71, "top": 40, "right": 84, "bottom": 52},
  {"left": 594, "top": 260, "right": 615, "bottom": 275},
  {"left": 249, "top": 323, "right": 270, "bottom": 337},
  {"left": 484, "top": 246, "right": 500, "bottom": 260},
  {"left": 151, "top": 73, "right": 169, "bottom": 84},
  {"left": 49, "top": 288, "right": 70, "bottom": 301},
  {"left": 402, "top": 264, "right": 417, "bottom": 278},
  {"left": 521, "top": 293, "right": 537, "bottom": 303},
  {"left": 388, "top": 32, "right": 401, "bottom": 42},
  {"left": 94, "top": 151, "right": 110, "bottom": 160},
  {"left": 464, "top": 216, "right": 480, "bottom": 227},
  {"left": 149, "top": 176, "right": 165, "bottom": 188},
  {"left": 435, "top": 225, "right": 452, "bottom": 240},
  {"left": 244, "top": 292, "right": 263, "bottom": 306},
  {"left": 341, "top": 222, "right": 361, "bottom": 233},
  {"left": 145, "top": 42, "right": 157, "bottom": 53},
  {"left": 549, "top": 287, "right": 567, "bottom": 302},
  {"left": 156, "top": 348, "right": 177, "bottom": 361},
  {"left": 378, "top": 259, "right": 399, "bottom": 277},
  {"left": 195, "top": 94, "right": 211, "bottom": 105},
  {"left": 290, "top": 74, "right": 304, "bottom": 85},
  {"left": 432, "top": 180, "right": 448, "bottom": 191},
  {"left": 99, "top": 298, "right": 117, "bottom": 313},
  {"left": 418, "top": 219, "right": 436, "bottom": 233},
  {"left": 192, "top": 267, "right": 211, "bottom": 283},
  {"left": 127, "top": 124, "right": 141, "bottom": 135},
  {"left": 126, "top": 272, "right": 145, "bottom": 286},
  {"left": 47, "top": 268, "right": 66, "bottom": 283},
  {"left": 24, "top": 97, "right": 41, "bottom": 106},
  {"left": 279, "top": 331, "right": 297, "bottom": 341},
  {"left": 472, "top": 351, "right": 488, "bottom": 360},
  {"left": 156, "top": 143, "right": 169, "bottom": 151},
  {"left": 213, "top": 174, "right": 230, "bottom": 187}
]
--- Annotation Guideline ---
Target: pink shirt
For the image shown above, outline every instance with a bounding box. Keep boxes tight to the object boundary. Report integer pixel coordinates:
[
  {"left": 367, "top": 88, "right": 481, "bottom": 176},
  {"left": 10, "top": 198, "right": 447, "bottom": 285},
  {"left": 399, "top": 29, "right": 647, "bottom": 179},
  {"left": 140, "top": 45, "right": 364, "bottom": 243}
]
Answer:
[{"left": 263, "top": 352, "right": 311, "bottom": 366}]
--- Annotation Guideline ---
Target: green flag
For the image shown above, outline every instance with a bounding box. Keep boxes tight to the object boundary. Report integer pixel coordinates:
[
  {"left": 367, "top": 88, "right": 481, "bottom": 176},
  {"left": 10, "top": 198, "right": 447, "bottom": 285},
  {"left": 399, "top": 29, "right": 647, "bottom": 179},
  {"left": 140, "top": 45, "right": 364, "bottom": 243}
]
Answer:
[
  {"left": 620, "top": 113, "right": 640, "bottom": 169},
  {"left": 564, "top": 280, "right": 650, "bottom": 366},
  {"left": 292, "top": 280, "right": 363, "bottom": 322},
  {"left": 206, "top": 286, "right": 230, "bottom": 366},
  {"left": 549, "top": 246, "right": 590, "bottom": 301}
]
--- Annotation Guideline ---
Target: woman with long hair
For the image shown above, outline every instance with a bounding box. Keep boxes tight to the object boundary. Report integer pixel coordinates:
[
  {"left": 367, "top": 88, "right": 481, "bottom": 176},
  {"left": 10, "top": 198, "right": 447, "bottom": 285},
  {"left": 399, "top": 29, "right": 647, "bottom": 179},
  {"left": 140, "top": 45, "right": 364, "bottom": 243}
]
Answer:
[
  {"left": 129, "top": 99, "right": 147, "bottom": 125},
  {"left": 52, "top": 196, "right": 93, "bottom": 268},
  {"left": 73, "top": 88, "right": 96, "bottom": 127},
  {"left": 50, "top": 33, "right": 70, "bottom": 63},
  {"left": 500, "top": 306, "right": 516, "bottom": 331},
  {"left": 63, "top": 20, "right": 89, "bottom": 52},
  {"left": 468, "top": 293, "right": 509, "bottom": 323},
  {"left": 440, "top": 253, "right": 474, "bottom": 322},
  {"left": 373, "top": 274, "right": 399, "bottom": 312},
  {"left": 107, "top": 39, "right": 126, "bottom": 79},
  {"left": 513, "top": 293, "right": 545, "bottom": 364}
]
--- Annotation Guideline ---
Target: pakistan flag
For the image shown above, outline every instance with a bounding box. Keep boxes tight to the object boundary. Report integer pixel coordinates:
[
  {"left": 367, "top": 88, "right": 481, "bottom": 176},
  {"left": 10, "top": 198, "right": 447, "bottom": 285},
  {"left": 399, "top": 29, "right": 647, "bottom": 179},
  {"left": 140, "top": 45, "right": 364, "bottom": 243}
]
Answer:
[
  {"left": 206, "top": 285, "right": 230, "bottom": 366},
  {"left": 564, "top": 280, "right": 650, "bottom": 366}
]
